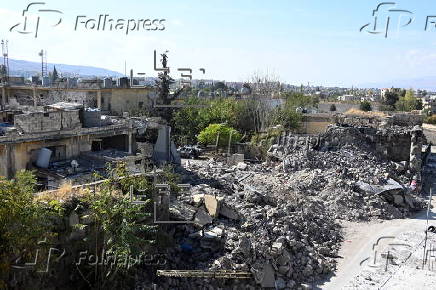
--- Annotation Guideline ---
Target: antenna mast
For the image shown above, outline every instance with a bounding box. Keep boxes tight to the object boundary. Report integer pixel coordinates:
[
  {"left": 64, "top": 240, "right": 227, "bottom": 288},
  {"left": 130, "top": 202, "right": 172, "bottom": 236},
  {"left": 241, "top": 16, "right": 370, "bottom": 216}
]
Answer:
[
  {"left": 38, "top": 49, "right": 48, "bottom": 77},
  {"left": 1, "top": 40, "right": 9, "bottom": 84}
]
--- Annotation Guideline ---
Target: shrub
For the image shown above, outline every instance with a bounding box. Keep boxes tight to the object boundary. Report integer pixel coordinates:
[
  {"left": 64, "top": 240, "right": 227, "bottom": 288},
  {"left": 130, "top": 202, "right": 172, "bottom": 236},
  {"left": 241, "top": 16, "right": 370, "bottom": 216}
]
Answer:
[
  {"left": 197, "top": 123, "right": 241, "bottom": 147},
  {"left": 329, "top": 104, "right": 337, "bottom": 112},
  {"left": 425, "top": 115, "right": 436, "bottom": 125},
  {"left": 359, "top": 100, "right": 372, "bottom": 112}
]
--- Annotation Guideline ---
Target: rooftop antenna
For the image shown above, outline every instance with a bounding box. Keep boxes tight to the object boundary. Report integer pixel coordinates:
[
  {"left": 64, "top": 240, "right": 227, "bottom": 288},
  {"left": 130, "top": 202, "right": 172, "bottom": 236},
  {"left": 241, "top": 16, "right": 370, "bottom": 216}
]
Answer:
[
  {"left": 38, "top": 49, "right": 47, "bottom": 77},
  {"left": 1, "top": 40, "right": 9, "bottom": 84}
]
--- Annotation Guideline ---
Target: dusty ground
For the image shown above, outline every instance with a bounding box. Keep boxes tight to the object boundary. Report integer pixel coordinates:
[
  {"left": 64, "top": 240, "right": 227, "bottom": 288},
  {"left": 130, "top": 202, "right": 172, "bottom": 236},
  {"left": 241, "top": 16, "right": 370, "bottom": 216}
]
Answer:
[{"left": 315, "top": 195, "right": 436, "bottom": 289}]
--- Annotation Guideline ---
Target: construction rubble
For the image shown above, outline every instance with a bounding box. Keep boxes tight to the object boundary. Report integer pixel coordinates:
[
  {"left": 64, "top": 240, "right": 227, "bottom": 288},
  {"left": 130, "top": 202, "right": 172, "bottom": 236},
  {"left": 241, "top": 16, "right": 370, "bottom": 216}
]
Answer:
[{"left": 148, "top": 125, "right": 428, "bottom": 289}]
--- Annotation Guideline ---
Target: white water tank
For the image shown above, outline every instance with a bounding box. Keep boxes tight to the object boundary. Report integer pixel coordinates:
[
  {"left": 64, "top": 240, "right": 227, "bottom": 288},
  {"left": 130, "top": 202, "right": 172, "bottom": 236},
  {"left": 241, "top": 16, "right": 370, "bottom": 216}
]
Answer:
[{"left": 36, "top": 148, "right": 52, "bottom": 168}]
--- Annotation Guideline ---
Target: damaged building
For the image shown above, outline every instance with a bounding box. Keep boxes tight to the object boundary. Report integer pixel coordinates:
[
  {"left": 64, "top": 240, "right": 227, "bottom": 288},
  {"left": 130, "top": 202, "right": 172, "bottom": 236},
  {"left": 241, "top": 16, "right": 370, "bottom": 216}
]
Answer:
[
  {"left": 0, "top": 102, "right": 180, "bottom": 188},
  {"left": 0, "top": 80, "right": 157, "bottom": 114}
]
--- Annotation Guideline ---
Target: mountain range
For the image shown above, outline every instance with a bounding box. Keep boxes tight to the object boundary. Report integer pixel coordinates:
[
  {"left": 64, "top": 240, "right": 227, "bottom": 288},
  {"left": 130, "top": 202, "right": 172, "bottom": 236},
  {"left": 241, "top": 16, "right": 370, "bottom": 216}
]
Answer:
[{"left": 0, "top": 58, "right": 123, "bottom": 78}]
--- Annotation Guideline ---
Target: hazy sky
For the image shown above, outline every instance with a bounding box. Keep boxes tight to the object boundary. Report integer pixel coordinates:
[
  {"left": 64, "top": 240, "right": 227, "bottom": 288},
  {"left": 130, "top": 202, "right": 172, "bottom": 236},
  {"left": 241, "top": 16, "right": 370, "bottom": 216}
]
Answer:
[{"left": 1, "top": 0, "right": 436, "bottom": 86}]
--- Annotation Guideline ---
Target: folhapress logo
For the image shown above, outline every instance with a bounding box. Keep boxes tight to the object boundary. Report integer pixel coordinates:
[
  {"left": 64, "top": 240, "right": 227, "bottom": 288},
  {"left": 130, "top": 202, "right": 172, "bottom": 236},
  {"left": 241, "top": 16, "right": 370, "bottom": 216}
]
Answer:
[
  {"left": 9, "top": 2, "right": 166, "bottom": 38},
  {"left": 9, "top": 2, "right": 63, "bottom": 38},
  {"left": 75, "top": 15, "right": 166, "bottom": 35}
]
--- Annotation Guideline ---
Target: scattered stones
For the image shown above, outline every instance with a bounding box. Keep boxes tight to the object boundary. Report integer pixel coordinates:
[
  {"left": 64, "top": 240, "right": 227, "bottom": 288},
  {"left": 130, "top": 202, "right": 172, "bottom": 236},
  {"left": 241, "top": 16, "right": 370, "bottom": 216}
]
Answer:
[
  {"left": 160, "top": 125, "right": 427, "bottom": 289},
  {"left": 193, "top": 208, "right": 213, "bottom": 227}
]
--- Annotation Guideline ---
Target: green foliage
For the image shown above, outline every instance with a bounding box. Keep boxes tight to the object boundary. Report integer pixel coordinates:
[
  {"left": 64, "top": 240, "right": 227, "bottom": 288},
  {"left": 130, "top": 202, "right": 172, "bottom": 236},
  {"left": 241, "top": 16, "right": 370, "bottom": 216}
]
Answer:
[
  {"left": 197, "top": 123, "right": 241, "bottom": 147},
  {"left": 272, "top": 106, "right": 302, "bottom": 129},
  {"left": 379, "top": 104, "right": 394, "bottom": 111},
  {"left": 270, "top": 92, "right": 316, "bottom": 130},
  {"left": 172, "top": 97, "right": 239, "bottom": 144},
  {"left": 395, "top": 90, "right": 422, "bottom": 111},
  {"left": 359, "top": 100, "right": 372, "bottom": 111},
  {"left": 172, "top": 93, "right": 317, "bottom": 145},
  {"left": 283, "top": 92, "right": 319, "bottom": 108},
  {"left": 172, "top": 97, "right": 254, "bottom": 144},
  {"left": 329, "top": 104, "right": 337, "bottom": 111},
  {"left": 404, "top": 89, "right": 414, "bottom": 99},
  {"left": 160, "top": 164, "right": 182, "bottom": 194},
  {"left": 383, "top": 91, "right": 400, "bottom": 107},
  {"left": 0, "top": 164, "right": 166, "bottom": 289},
  {"left": 0, "top": 171, "right": 61, "bottom": 283},
  {"left": 250, "top": 126, "right": 283, "bottom": 144},
  {"left": 108, "top": 162, "right": 153, "bottom": 195},
  {"left": 77, "top": 163, "right": 157, "bottom": 286},
  {"left": 250, "top": 126, "right": 284, "bottom": 158},
  {"left": 425, "top": 115, "right": 436, "bottom": 124}
]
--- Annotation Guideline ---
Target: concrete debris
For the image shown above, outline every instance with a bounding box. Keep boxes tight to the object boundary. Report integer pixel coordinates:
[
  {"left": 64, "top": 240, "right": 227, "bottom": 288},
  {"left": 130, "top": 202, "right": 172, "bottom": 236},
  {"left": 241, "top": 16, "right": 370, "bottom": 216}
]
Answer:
[
  {"left": 236, "top": 162, "right": 248, "bottom": 170},
  {"left": 169, "top": 200, "right": 197, "bottom": 221},
  {"left": 204, "top": 194, "right": 220, "bottom": 217},
  {"left": 193, "top": 208, "right": 213, "bottom": 227},
  {"left": 151, "top": 124, "right": 429, "bottom": 289}
]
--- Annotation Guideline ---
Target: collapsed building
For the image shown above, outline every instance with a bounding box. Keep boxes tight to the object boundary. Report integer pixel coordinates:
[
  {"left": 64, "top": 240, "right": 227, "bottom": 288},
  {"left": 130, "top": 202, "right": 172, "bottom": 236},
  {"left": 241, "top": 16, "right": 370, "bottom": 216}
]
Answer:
[
  {"left": 0, "top": 102, "right": 180, "bottom": 188},
  {"left": 0, "top": 82, "right": 157, "bottom": 114},
  {"left": 138, "top": 112, "right": 429, "bottom": 289}
]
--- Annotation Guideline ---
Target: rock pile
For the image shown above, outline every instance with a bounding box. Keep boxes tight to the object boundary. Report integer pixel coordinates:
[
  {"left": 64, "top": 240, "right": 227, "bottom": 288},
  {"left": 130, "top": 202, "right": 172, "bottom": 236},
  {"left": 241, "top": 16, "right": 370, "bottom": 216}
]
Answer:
[
  {"left": 162, "top": 181, "right": 341, "bottom": 289},
  {"left": 154, "top": 125, "right": 426, "bottom": 289}
]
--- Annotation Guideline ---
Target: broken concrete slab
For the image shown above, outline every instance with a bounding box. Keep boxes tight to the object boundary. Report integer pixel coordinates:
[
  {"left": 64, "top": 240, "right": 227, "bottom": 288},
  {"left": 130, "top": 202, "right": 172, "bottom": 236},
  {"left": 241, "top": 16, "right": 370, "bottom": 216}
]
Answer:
[
  {"left": 204, "top": 226, "right": 224, "bottom": 239},
  {"left": 204, "top": 194, "right": 220, "bottom": 217},
  {"left": 355, "top": 179, "right": 404, "bottom": 196},
  {"left": 260, "top": 263, "right": 276, "bottom": 288},
  {"left": 169, "top": 200, "right": 197, "bottom": 221},
  {"left": 236, "top": 162, "right": 248, "bottom": 170},
  {"left": 219, "top": 203, "right": 239, "bottom": 220},
  {"left": 194, "top": 208, "right": 213, "bottom": 227}
]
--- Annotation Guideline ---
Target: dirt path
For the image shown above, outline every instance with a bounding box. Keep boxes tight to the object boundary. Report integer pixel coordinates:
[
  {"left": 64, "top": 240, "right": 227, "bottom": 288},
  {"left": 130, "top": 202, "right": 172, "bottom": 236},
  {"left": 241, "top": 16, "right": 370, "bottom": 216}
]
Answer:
[{"left": 315, "top": 196, "right": 436, "bottom": 290}]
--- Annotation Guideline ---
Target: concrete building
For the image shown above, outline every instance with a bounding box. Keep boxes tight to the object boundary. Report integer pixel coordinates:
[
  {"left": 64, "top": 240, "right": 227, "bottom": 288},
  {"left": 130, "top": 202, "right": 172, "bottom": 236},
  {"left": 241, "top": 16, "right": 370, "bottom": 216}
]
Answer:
[
  {"left": 0, "top": 84, "right": 157, "bottom": 115},
  {"left": 422, "top": 95, "right": 436, "bottom": 114},
  {"left": 337, "top": 94, "right": 360, "bottom": 101},
  {"left": 0, "top": 102, "right": 179, "bottom": 187}
]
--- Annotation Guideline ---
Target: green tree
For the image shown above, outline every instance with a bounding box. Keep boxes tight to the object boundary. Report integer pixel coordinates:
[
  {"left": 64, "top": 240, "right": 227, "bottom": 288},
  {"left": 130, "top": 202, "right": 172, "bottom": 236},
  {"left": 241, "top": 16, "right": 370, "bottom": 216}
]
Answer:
[
  {"left": 0, "top": 171, "right": 61, "bottom": 286},
  {"left": 360, "top": 100, "right": 372, "bottom": 111},
  {"left": 197, "top": 123, "right": 241, "bottom": 147},
  {"left": 383, "top": 91, "right": 399, "bottom": 107},
  {"left": 395, "top": 90, "right": 422, "bottom": 112},
  {"left": 52, "top": 66, "right": 59, "bottom": 81},
  {"left": 284, "top": 92, "right": 319, "bottom": 108},
  {"left": 329, "top": 104, "right": 337, "bottom": 112}
]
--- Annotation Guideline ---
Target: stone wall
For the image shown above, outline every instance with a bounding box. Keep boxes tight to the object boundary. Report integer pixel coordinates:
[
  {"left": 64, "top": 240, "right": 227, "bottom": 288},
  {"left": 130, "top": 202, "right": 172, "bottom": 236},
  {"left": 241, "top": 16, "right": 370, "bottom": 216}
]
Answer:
[
  {"left": 110, "top": 88, "right": 156, "bottom": 114},
  {"left": 334, "top": 112, "right": 423, "bottom": 129},
  {"left": 298, "top": 114, "right": 332, "bottom": 134},
  {"left": 392, "top": 113, "right": 424, "bottom": 127},
  {"left": 321, "top": 126, "right": 413, "bottom": 162},
  {"left": 14, "top": 110, "right": 81, "bottom": 133}
]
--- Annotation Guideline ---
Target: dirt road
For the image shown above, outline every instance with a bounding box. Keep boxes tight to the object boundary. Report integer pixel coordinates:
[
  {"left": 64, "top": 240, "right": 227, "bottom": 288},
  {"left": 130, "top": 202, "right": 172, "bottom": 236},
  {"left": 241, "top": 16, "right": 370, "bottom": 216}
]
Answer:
[{"left": 316, "top": 196, "right": 436, "bottom": 290}]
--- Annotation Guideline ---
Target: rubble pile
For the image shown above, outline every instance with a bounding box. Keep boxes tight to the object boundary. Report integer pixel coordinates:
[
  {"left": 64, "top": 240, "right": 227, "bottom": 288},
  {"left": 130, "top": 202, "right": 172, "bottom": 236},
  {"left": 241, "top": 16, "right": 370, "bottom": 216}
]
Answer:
[
  {"left": 280, "top": 144, "right": 426, "bottom": 220},
  {"left": 156, "top": 125, "right": 427, "bottom": 288},
  {"left": 163, "top": 181, "right": 341, "bottom": 289}
]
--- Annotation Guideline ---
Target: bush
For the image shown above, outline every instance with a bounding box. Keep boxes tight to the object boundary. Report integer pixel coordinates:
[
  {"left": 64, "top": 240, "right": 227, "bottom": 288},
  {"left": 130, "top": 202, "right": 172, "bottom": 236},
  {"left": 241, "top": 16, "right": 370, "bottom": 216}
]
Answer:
[
  {"left": 395, "top": 95, "right": 422, "bottom": 112},
  {"left": 0, "top": 171, "right": 62, "bottom": 285},
  {"left": 359, "top": 101, "right": 372, "bottom": 112},
  {"left": 197, "top": 124, "right": 241, "bottom": 147},
  {"left": 329, "top": 104, "right": 337, "bottom": 112},
  {"left": 425, "top": 115, "right": 436, "bottom": 125}
]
